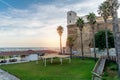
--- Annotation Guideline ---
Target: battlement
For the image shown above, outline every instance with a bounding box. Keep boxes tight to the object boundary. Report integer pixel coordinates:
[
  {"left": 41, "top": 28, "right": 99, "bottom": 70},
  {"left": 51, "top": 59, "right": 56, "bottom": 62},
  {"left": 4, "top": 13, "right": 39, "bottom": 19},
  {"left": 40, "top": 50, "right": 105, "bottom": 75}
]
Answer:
[{"left": 67, "top": 11, "right": 118, "bottom": 26}]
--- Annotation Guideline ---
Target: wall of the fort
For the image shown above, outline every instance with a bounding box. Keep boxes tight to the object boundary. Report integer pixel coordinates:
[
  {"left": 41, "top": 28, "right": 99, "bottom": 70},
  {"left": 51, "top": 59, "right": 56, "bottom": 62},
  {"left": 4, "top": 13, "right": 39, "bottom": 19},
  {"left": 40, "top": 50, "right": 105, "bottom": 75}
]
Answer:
[
  {"left": 66, "top": 24, "right": 92, "bottom": 54},
  {"left": 66, "top": 11, "right": 120, "bottom": 54},
  {"left": 66, "top": 11, "right": 120, "bottom": 53}
]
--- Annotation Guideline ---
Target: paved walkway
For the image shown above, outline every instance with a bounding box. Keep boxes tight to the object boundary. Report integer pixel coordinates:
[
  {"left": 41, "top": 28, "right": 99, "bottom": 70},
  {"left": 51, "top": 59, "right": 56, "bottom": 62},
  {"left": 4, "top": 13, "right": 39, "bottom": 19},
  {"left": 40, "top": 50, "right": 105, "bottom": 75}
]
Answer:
[
  {"left": 96, "top": 59, "right": 106, "bottom": 74},
  {"left": 92, "top": 58, "right": 106, "bottom": 80},
  {"left": 0, "top": 69, "right": 20, "bottom": 80}
]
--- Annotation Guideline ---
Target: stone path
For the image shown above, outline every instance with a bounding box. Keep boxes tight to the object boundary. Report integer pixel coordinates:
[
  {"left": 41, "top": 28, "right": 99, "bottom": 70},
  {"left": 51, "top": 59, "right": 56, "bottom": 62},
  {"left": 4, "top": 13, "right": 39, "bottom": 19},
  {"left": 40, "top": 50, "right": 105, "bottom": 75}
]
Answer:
[
  {"left": 0, "top": 69, "right": 20, "bottom": 80},
  {"left": 96, "top": 59, "right": 106, "bottom": 74},
  {"left": 92, "top": 58, "right": 106, "bottom": 80}
]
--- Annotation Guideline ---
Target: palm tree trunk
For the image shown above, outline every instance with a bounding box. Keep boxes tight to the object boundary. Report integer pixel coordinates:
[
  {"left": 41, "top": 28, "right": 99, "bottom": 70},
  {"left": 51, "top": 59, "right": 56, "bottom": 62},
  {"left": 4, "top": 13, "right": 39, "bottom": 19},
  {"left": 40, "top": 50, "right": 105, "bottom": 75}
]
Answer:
[
  {"left": 105, "top": 21, "right": 109, "bottom": 59},
  {"left": 112, "top": 9, "right": 120, "bottom": 77},
  {"left": 92, "top": 26, "right": 96, "bottom": 61},
  {"left": 70, "top": 47, "right": 72, "bottom": 59},
  {"left": 112, "top": 10, "right": 119, "bottom": 59},
  {"left": 60, "top": 36, "right": 62, "bottom": 54},
  {"left": 80, "top": 30, "right": 84, "bottom": 59}
]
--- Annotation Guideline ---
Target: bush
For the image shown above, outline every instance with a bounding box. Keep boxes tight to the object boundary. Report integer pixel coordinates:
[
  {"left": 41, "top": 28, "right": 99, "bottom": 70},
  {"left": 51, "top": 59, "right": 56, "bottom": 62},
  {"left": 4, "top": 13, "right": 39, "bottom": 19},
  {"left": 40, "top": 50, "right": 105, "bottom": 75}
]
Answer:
[
  {"left": 103, "top": 72, "right": 109, "bottom": 76},
  {"left": 95, "top": 30, "right": 114, "bottom": 50},
  {"left": 110, "top": 65, "right": 118, "bottom": 71}
]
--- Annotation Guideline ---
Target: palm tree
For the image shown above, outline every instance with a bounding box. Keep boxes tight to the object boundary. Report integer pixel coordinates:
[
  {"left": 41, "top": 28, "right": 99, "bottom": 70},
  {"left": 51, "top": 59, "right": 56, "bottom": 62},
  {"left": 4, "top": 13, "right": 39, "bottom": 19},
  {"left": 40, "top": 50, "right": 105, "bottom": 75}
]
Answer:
[
  {"left": 67, "top": 36, "right": 74, "bottom": 59},
  {"left": 57, "top": 26, "right": 63, "bottom": 54},
  {"left": 106, "top": 0, "right": 120, "bottom": 76},
  {"left": 107, "top": 0, "right": 119, "bottom": 32},
  {"left": 87, "top": 13, "right": 97, "bottom": 61},
  {"left": 98, "top": 1, "right": 110, "bottom": 59},
  {"left": 76, "top": 18, "right": 85, "bottom": 59}
]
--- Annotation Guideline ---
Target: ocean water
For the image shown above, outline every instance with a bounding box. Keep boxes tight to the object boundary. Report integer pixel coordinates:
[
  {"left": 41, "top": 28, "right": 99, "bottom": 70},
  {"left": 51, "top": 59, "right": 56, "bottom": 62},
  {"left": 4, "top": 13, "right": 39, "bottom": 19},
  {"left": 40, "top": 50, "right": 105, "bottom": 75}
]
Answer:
[
  {"left": 0, "top": 47, "right": 59, "bottom": 52},
  {"left": 0, "top": 47, "right": 116, "bottom": 56}
]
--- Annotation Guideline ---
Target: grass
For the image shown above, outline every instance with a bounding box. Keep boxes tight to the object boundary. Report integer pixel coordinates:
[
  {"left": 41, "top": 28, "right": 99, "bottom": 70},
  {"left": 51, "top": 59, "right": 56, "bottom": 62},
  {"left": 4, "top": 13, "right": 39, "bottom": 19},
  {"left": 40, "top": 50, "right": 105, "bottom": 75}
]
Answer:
[
  {"left": 0, "top": 58, "right": 95, "bottom": 80},
  {"left": 102, "top": 61, "right": 119, "bottom": 80}
]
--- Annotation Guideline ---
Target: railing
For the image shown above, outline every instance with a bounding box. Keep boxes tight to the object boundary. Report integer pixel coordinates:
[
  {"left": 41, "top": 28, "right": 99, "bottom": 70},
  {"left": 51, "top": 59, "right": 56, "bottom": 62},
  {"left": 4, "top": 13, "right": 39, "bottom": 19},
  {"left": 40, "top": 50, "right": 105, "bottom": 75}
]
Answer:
[{"left": 101, "top": 55, "right": 117, "bottom": 61}]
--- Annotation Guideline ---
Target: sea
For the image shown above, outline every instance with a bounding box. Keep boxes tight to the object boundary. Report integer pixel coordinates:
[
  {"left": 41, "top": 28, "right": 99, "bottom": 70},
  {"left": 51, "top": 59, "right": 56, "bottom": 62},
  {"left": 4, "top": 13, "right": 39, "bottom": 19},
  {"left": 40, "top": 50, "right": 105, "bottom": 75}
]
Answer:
[
  {"left": 0, "top": 47, "right": 59, "bottom": 52},
  {"left": 0, "top": 47, "right": 116, "bottom": 56}
]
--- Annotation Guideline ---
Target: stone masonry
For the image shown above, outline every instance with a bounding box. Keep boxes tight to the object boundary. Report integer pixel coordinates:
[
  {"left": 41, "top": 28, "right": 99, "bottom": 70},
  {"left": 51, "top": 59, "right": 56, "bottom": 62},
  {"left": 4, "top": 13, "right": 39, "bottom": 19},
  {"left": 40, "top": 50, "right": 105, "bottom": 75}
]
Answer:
[{"left": 66, "top": 11, "right": 120, "bottom": 54}]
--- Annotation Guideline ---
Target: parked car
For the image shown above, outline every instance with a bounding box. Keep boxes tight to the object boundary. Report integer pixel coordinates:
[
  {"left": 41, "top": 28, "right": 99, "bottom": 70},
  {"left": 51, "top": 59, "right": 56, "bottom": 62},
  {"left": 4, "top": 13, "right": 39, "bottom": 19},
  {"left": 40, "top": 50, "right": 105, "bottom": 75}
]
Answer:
[
  {"left": 0, "top": 60, "right": 7, "bottom": 63},
  {"left": 9, "top": 59, "right": 17, "bottom": 62}
]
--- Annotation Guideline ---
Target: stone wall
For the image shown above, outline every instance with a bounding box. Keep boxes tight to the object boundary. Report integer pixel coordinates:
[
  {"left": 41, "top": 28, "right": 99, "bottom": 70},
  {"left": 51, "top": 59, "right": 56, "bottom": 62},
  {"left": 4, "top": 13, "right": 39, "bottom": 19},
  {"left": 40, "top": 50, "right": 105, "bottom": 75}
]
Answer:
[{"left": 66, "top": 20, "right": 120, "bottom": 54}]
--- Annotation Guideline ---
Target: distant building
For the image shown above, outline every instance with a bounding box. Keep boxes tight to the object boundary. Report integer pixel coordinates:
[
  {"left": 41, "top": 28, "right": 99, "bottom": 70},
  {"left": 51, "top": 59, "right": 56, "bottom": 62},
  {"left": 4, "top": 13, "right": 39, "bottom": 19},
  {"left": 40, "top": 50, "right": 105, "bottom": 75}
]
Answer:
[
  {"left": 66, "top": 11, "right": 120, "bottom": 54},
  {"left": 0, "top": 50, "right": 58, "bottom": 63}
]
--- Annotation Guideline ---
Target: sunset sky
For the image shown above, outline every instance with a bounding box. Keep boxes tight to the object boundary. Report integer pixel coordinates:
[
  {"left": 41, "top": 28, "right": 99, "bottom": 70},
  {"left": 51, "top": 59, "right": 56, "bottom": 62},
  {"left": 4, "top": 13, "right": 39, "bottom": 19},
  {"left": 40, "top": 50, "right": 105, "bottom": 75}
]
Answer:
[{"left": 0, "top": 0, "right": 120, "bottom": 47}]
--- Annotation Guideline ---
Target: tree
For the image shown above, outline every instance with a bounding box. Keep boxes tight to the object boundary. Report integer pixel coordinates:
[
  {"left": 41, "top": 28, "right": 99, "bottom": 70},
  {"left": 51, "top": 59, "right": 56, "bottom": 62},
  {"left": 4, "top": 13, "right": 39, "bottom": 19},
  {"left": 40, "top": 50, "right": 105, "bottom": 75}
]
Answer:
[
  {"left": 107, "top": 0, "right": 120, "bottom": 32},
  {"left": 106, "top": 0, "right": 120, "bottom": 77},
  {"left": 87, "top": 12, "right": 97, "bottom": 61},
  {"left": 98, "top": 1, "right": 110, "bottom": 59},
  {"left": 95, "top": 30, "right": 114, "bottom": 50},
  {"left": 67, "top": 36, "right": 74, "bottom": 59},
  {"left": 76, "top": 18, "right": 85, "bottom": 59},
  {"left": 57, "top": 26, "right": 63, "bottom": 54}
]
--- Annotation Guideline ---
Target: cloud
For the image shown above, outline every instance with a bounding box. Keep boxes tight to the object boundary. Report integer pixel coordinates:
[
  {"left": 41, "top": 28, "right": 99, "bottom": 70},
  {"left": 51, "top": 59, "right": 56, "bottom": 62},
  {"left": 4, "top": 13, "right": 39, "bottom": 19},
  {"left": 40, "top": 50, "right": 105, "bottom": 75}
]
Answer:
[{"left": 0, "top": 0, "right": 120, "bottom": 47}]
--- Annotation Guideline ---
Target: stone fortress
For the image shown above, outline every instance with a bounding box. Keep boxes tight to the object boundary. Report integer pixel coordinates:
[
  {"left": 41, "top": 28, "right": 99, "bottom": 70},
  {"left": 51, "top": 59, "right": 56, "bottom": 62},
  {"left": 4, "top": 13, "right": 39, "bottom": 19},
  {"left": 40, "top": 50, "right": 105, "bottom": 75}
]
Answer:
[{"left": 66, "top": 11, "right": 120, "bottom": 54}]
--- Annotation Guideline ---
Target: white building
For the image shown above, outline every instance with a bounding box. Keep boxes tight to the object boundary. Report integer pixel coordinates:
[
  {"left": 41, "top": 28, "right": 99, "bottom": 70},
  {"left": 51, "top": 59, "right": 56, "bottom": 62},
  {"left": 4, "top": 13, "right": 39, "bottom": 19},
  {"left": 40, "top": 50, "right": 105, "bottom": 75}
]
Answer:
[{"left": 21, "top": 54, "right": 38, "bottom": 61}]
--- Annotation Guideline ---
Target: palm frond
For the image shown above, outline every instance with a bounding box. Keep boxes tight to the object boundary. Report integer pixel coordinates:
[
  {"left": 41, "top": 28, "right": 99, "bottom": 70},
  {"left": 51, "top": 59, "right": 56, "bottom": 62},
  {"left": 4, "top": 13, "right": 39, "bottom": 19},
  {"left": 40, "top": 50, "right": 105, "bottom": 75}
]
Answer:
[
  {"left": 76, "top": 18, "right": 84, "bottom": 30},
  {"left": 87, "top": 12, "right": 96, "bottom": 25},
  {"left": 67, "top": 36, "right": 74, "bottom": 47},
  {"left": 98, "top": 1, "right": 110, "bottom": 21},
  {"left": 107, "top": 0, "right": 120, "bottom": 16},
  {"left": 57, "top": 26, "right": 63, "bottom": 36}
]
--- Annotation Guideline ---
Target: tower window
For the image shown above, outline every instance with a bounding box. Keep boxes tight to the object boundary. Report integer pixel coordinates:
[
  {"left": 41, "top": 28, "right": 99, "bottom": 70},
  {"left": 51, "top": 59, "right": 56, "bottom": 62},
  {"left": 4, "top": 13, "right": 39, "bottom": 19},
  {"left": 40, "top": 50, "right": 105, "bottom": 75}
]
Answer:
[
  {"left": 69, "top": 13, "right": 71, "bottom": 16},
  {"left": 70, "top": 20, "right": 71, "bottom": 23}
]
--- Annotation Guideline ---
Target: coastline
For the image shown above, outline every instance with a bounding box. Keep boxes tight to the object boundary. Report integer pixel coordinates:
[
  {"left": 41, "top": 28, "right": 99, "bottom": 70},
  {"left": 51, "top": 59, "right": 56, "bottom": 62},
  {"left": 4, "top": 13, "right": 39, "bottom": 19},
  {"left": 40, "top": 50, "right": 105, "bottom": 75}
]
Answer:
[{"left": 0, "top": 47, "right": 59, "bottom": 52}]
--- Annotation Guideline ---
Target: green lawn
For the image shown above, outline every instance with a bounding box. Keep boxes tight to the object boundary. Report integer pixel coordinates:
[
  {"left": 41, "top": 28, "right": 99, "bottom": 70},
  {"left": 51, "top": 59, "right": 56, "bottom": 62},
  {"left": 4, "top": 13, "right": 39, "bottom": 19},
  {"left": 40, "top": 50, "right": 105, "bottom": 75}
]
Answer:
[{"left": 0, "top": 58, "right": 95, "bottom": 80}]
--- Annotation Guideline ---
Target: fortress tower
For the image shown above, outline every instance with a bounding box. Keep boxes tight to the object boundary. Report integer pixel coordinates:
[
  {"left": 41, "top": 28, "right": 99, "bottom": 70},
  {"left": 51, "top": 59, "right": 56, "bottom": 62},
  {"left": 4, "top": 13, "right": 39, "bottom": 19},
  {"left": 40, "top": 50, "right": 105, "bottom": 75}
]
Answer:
[{"left": 67, "top": 11, "right": 78, "bottom": 25}]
